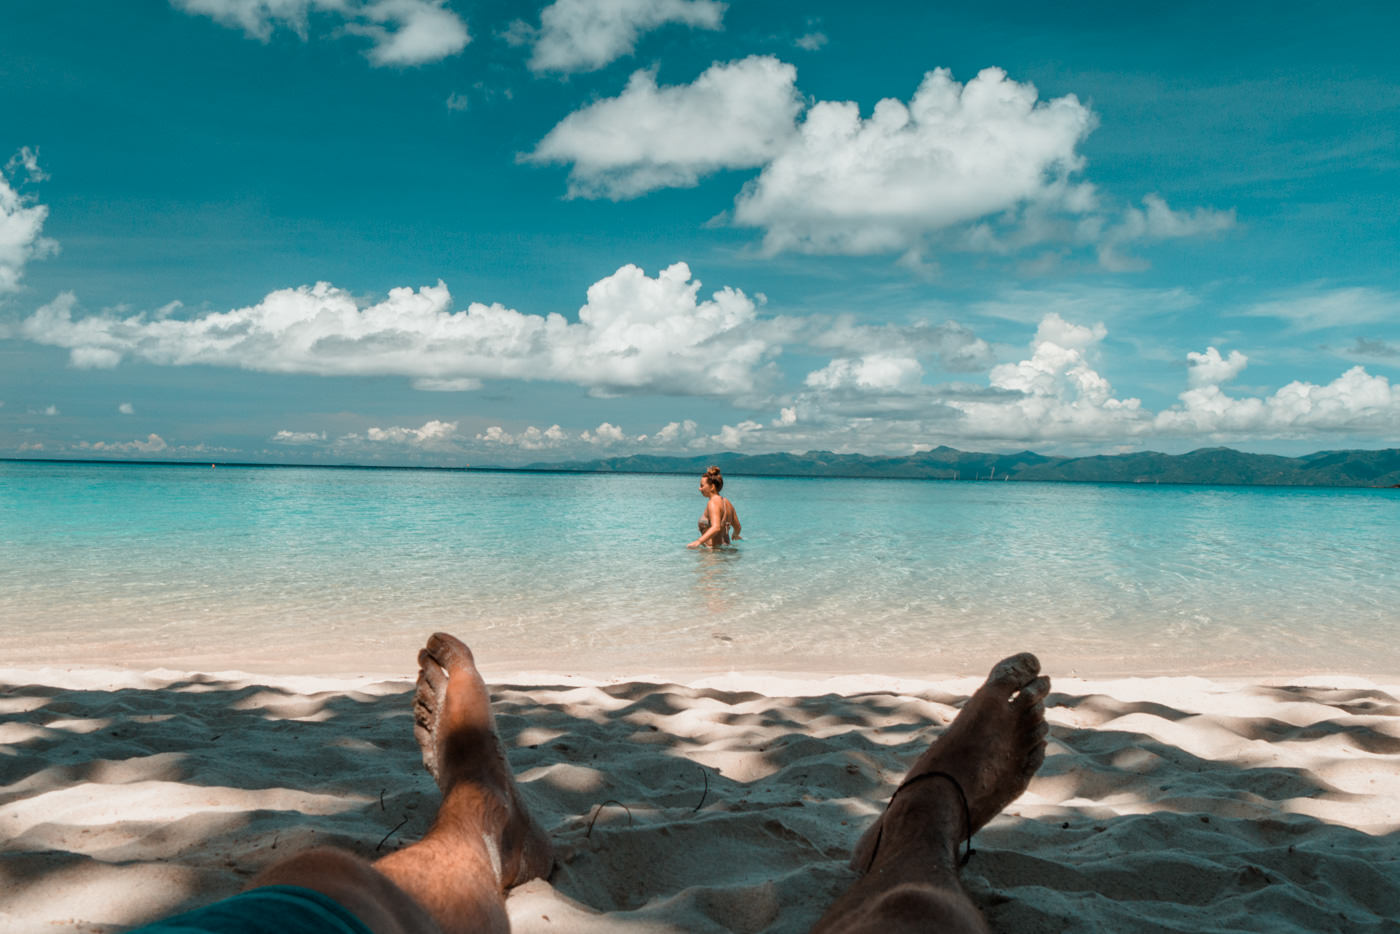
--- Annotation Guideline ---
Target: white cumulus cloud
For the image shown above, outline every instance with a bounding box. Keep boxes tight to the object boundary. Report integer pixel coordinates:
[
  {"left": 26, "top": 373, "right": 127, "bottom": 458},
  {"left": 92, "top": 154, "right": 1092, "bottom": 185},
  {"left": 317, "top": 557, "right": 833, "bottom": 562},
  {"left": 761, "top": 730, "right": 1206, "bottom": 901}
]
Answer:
[
  {"left": 712, "top": 419, "right": 764, "bottom": 449},
  {"left": 172, "top": 0, "right": 469, "bottom": 66},
  {"left": 940, "top": 316, "right": 1400, "bottom": 444},
  {"left": 271, "top": 429, "right": 327, "bottom": 443},
  {"left": 365, "top": 419, "right": 458, "bottom": 445},
  {"left": 1096, "top": 194, "right": 1235, "bottom": 271},
  {"left": 734, "top": 67, "right": 1096, "bottom": 255},
  {"left": 652, "top": 419, "right": 698, "bottom": 443},
  {"left": 564, "top": 261, "right": 780, "bottom": 396},
  {"left": 527, "top": 56, "right": 802, "bottom": 199},
  {"left": 805, "top": 354, "right": 924, "bottom": 392},
  {"left": 581, "top": 421, "right": 626, "bottom": 444},
  {"left": 521, "top": 0, "right": 724, "bottom": 74},
  {"left": 413, "top": 376, "right": 482, "bottom": 391},
  {"left": 457, "top": 315, "right": 1400, "bottom": 455},
  {"left": 942, "top": 315, "right": 1146, "bottom": 441},
  {"left": 476, "top": 417, "right": 721, "bottom": 455},
  {"left": 78, "top": 433, "right": 169, "bottom": 454},
  {"left": 1186, "top": 346, "right": 1248, "bottom": 388},
  {"left": 988, "top": 315, "right": 1108, "bottom": 397},
  {"left": 118, "top": 402, "right": 135, "bottom": 415},
  {"left": 19, "top": 263, "right": 784, "bottom": 401},
  {"left": 1, "top": 148, "right": 58, "bottom": 295},
  {"left": 476, "top": 424, "right": 569, "bottom": 449},
  {"left": 1156, "top": 366, "right": 1400, "bottom": 438},
  {"left": 476, "top": 420, "right": 631, "bottom": 451},
  {"left": 533, "top": 62, "right": 1233, "bottom": 265}
]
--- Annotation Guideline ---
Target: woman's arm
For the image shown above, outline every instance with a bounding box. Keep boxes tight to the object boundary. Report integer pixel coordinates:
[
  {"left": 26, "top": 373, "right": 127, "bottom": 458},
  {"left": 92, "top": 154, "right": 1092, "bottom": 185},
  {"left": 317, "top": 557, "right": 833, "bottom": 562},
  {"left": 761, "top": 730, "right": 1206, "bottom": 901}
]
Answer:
[
  {"left": 688, "top": 498, "right": 727, "bottom": 548},
  {"left": 728, "top": 502, "right": 741, "bottom": 539}
]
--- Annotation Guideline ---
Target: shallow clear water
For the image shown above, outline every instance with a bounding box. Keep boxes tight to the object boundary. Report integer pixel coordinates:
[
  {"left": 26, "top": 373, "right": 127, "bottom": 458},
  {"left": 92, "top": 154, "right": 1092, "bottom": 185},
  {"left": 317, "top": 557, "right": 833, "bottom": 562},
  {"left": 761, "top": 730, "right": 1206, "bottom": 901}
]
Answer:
[{"left": 2, "top": 460, "right": 1397, "bottom": 678}]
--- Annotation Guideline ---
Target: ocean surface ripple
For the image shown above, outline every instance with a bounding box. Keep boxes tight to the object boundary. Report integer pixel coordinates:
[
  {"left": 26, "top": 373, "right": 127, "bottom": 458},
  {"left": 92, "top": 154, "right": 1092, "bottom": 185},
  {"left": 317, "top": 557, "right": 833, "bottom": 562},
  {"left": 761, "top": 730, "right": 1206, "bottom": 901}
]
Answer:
[{"left": 2, "top": 462, "right": 1396, "bottom": 677}]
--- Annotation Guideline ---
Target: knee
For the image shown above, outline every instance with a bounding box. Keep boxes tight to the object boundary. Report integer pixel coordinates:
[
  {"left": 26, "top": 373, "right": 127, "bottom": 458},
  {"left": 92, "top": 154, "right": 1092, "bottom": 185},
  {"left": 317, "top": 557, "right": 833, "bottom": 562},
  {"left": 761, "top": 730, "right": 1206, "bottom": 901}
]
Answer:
[
  {"left": 866, "top": 883, "right": 991, "bottom": 934},
  {"left": 254, "top": 846, "right": 370, "bottom": 887},
  {"left": 253, "top": 847, "right": 429, "bottom": 934}
]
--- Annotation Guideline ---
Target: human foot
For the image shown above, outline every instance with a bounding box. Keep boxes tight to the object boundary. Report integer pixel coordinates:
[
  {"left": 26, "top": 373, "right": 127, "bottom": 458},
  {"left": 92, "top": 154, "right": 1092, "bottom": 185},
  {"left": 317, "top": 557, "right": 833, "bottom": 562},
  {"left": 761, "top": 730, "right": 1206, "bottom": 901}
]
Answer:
[
  {"left": 850, "top": 652, "right": 1049, "bottom": 872},
  {"left": 413, "top": 632, "right": 554, "bottom": 888}
]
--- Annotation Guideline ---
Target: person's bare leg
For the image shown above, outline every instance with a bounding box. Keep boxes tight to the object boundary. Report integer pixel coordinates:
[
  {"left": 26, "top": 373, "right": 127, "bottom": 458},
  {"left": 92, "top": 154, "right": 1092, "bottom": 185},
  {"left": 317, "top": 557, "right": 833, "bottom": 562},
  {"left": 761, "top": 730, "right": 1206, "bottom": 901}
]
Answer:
[
  {"left": 253, "top": 632, "right": 553, "bottom": 934},
  {"left": 811, "top": 653, "right": 1049, "bottom": 934}
]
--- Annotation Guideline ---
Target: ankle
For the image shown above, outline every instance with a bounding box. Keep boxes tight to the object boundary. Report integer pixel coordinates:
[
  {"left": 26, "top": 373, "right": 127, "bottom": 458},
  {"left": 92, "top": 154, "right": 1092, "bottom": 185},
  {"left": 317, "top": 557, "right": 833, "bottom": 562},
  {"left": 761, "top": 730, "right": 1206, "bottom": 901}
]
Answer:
[
  {"left": 433, "top": 782, "right": 512, "bottom": 840},
  {"left": 874, "top": 780, "right": 965, "bottom": 871}
]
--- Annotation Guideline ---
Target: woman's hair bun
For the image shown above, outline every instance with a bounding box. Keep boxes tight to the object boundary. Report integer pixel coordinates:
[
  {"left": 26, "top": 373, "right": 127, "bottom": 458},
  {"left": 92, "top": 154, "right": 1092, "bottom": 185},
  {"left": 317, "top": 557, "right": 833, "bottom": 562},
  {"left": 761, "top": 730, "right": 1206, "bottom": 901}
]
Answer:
[{"left": 703, "top": 465, "right": 723, "bottom": 491}]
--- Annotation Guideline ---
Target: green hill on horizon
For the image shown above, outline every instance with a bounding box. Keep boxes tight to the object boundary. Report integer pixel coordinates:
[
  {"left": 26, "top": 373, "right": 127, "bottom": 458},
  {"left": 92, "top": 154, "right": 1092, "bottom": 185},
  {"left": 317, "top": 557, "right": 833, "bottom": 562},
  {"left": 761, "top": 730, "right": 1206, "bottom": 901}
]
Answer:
[{"left": 522, "top": 446, "right": 1400, "bottom": 488}]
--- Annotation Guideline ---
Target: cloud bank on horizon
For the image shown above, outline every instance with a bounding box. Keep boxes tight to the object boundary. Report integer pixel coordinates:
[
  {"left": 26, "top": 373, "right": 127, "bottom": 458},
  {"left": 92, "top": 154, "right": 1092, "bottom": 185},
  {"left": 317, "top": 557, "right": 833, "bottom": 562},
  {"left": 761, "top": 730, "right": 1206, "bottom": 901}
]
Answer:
[
  {"left": 22, "top": 267, "right": 1399, "bottom": 457},
  {"left": 2, "top": 1, "right": 1398, "bottom": 464}
]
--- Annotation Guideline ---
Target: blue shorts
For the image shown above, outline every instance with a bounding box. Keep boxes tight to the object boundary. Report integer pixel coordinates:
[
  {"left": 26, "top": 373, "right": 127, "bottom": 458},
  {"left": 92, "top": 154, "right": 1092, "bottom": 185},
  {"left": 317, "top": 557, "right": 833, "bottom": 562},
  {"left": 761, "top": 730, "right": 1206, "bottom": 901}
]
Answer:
[{"left": 128, "top": 885, "right": 375, "bottom": 934}]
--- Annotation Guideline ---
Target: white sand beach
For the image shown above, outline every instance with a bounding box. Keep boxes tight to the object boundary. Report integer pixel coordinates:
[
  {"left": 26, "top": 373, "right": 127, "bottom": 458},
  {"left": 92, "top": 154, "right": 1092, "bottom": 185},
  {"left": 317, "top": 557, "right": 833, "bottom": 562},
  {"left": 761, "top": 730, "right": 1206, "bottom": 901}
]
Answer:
[{"left": 2, "top": 663, "right": 1398, "bottom": 933}]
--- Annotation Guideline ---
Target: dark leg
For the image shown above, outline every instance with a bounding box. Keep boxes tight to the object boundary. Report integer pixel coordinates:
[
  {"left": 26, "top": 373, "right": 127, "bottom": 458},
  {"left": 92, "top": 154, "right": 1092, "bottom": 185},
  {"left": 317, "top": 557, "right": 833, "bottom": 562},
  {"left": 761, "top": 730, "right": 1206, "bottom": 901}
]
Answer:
[
  {"left": 812, "top": 653, "right": 1049, "bottom": 934},
  {"left": 254, "top": 633, "right": 553, "bottom": 934}
]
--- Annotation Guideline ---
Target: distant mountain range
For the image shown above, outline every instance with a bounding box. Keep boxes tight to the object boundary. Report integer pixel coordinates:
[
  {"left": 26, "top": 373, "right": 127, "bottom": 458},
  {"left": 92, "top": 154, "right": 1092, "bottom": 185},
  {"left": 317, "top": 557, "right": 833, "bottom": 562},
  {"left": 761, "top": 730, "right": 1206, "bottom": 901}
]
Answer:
[{"left": 523, "top": 446, "right": 1400, "bottom": 488}]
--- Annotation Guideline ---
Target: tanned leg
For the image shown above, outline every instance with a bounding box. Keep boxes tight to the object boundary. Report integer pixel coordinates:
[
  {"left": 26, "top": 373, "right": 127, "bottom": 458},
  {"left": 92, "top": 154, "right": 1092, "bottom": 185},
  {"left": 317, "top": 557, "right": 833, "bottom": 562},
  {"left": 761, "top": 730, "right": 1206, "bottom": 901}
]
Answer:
[
  {"left": 811, "top": 653, "right": 1049, "bottom": 934},
  {"left": 253, "top": 633, "right": 553, "bottom": 934}
]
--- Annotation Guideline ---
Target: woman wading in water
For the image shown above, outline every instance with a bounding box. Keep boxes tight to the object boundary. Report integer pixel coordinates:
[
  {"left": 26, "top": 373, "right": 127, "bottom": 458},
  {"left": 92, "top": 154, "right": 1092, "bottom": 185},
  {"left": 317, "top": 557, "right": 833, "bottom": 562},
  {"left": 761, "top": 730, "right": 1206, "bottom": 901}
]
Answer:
[{"left": 688, "top": 465, "right": 741, "bottom": 548}]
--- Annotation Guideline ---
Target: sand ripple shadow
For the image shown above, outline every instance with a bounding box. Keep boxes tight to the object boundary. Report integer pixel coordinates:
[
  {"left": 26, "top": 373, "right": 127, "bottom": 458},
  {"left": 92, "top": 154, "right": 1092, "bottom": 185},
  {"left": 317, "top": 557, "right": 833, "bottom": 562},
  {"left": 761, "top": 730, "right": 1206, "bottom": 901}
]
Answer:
[{"left": 3, "top": 674, "right": 1399, "bottom": 932}]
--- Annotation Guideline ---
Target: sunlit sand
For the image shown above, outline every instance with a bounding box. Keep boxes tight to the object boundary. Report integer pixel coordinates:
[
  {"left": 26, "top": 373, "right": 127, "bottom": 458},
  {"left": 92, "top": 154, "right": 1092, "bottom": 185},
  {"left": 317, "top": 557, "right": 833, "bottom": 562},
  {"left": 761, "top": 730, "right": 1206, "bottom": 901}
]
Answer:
[{"left": 3, "top": 663, "right": 1398, "bottom": 932}]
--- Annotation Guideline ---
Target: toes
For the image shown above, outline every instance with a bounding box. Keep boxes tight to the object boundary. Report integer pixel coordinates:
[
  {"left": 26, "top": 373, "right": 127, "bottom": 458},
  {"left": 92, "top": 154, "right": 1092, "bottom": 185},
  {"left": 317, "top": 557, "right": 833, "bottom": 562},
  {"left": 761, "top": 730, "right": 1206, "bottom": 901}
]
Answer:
[
  {"left": 1024, "top": 743, "right": 1046, "bottom": 777},
  {"left": 413, "top": 724, "right": 439, "bottom": 774},
  {"left": 1014, "top": 675, "right": 1051, "bottom": 708},
  {"left": 426, "top": 632, "right": 475, "bottom": 669},
  {"left": 418, "top": 649, "right": 448, "bottom": 692},
  {"left": 413, "top": 690, "right": 434, "bottom": 726},
  {"left": 1019, "top": 713, "right": 1048, "bottom": 742},
  {"left": 414, "top": 665, "right": 442, "bottom": 718},
  {"left": 986, "top": 652, "right": 1041, "bottom": 694},
  {"left": 413, "top": 642, "right": 451, "bottom": 782}
]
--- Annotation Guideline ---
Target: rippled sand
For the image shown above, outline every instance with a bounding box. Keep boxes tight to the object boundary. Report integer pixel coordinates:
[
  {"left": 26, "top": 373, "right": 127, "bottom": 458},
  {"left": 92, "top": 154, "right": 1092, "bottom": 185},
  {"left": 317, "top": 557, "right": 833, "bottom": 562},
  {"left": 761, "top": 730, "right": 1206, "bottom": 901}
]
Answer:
[{"left": 2, "top": 665, "right": 1398, "bottom": 932}]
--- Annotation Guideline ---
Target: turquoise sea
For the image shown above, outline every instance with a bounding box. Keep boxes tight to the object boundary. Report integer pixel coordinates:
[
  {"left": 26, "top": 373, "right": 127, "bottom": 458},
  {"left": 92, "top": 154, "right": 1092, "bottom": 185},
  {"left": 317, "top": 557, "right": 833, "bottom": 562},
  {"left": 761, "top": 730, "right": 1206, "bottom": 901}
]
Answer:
[{"left": 1, "top": 460, "right": 1397, "bottom": 678}]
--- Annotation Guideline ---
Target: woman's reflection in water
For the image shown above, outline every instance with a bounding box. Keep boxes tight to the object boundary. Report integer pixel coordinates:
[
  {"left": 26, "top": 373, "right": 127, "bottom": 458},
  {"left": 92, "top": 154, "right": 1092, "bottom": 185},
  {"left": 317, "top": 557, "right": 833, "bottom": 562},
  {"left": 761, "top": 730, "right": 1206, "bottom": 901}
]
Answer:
[{"left": 691, "top": 539, "right": 742, "bottom": 616}]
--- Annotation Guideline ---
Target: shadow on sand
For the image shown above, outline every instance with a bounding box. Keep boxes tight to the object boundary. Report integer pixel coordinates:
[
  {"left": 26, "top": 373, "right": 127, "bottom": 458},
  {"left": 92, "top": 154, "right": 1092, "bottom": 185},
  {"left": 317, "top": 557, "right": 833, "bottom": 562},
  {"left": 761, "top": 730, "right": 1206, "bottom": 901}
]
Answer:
[{"left": 2, "top": 674, "right": 1398, "bottom": 932}]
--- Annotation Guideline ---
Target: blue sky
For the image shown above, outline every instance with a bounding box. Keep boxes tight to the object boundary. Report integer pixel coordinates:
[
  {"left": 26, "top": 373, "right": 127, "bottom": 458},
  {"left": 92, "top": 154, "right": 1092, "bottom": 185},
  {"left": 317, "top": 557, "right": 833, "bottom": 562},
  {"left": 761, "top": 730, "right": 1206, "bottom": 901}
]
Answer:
[{"left": 2, "top": 0, "right": 1398, "bottom": 466}]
